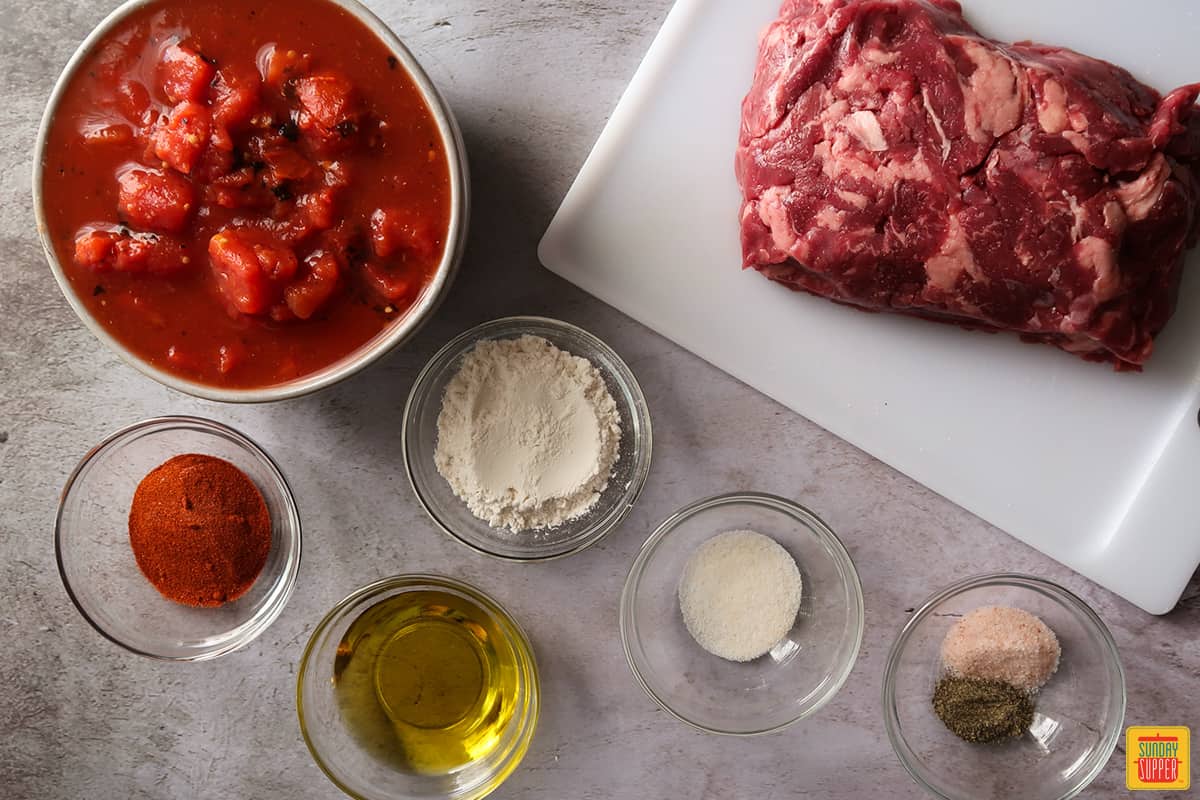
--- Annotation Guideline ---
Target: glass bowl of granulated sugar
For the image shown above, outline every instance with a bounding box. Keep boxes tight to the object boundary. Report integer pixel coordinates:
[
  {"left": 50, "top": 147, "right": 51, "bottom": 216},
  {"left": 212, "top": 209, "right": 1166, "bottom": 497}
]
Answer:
[
  {"left": 620, "top": 493, "right": 865, "bottom": 735},
  {"left": 403, "top": 316, "right": 652, "bottom": 560}
]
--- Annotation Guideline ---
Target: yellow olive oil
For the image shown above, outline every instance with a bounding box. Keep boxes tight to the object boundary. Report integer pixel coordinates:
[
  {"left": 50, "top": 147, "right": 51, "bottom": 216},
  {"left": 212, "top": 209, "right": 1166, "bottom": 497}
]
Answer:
[{"left": 333, "top": 589, "right": 521, "bottom": 774}]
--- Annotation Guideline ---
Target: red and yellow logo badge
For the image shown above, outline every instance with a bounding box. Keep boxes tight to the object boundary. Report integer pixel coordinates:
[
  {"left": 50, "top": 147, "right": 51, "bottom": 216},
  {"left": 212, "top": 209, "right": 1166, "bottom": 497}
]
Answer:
[{"left": 1127, "top": 726, "right": 1190, "bottom": 790}]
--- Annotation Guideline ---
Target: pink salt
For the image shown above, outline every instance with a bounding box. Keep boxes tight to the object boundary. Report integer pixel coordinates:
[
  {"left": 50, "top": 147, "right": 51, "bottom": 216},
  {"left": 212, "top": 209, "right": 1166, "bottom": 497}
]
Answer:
[{"left": 940, "top": 605, "right": 1061, "bottom": 692}]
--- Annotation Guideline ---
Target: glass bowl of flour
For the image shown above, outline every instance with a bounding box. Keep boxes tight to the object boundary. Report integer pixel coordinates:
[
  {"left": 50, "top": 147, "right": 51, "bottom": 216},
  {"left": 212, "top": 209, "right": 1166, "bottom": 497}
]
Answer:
[{"left": 403, "top": 316, "right": 653, "bottom": 560}]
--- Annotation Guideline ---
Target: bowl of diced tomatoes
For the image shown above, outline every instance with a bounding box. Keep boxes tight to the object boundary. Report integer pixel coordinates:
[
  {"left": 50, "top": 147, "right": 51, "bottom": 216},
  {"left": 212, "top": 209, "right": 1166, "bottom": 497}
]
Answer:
[{"left": 34, "top": 0, "right": 468, "bottom": 401}]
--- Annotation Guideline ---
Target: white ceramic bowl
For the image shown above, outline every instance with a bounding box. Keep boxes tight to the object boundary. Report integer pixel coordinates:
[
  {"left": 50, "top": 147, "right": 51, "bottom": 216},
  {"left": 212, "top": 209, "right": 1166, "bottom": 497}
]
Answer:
[{"left": 32, "top": 0, "right": 469, "bottom": 402}]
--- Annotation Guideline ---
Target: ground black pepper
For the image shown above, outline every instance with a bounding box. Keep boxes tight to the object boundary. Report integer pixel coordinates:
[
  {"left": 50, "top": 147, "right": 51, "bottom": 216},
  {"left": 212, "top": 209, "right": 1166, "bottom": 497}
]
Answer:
[{"left": 932, "top": 675, "right": 1034, "bottom": 743}]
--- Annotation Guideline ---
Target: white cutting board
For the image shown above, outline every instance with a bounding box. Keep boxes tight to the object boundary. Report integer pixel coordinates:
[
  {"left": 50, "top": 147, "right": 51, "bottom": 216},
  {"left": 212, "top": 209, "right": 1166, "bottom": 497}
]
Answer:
[{"left": 539, "top": 0, "right": 1200, "bottom": 613}]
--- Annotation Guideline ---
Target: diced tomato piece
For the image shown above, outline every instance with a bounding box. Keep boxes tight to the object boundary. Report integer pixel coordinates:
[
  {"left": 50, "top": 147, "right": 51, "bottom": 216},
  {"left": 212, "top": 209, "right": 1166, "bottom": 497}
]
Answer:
[
  {"left": 217, "top": 342, "right": 247, "bottom": 374},
  {"left": 205, "top": 166, "right": 269, "bottom": 209},
  {"left": 263, "top": 146, "right": 312, "bottom": 183},
  {"left": 74, "top": 231, "right": 119, "bottom": 269},
  {"left": 208, "top": 165, "right": 255, "bottom": 196},
  {"left": 152, "top": 102, "right": 212, "bottom": 175},
  {"left": 369, "top": 206, "right": 440, "bottom": 260},
  {"left": 113, "top": 235, "right": 192, "bottom": 275},
  {"left": 297, "top": 187, "right": 338, "bottom": 231},
  {"left": 73, "top": 230, "right": 192, "bottom": 275},
  {"left": 166, "top": 345, "right": 201, "bottom": 372},
  {"left": 210, "top": 125, "right": 235, "bottom": 155},
  {"left": 200, "top": 67, "right": 257, "bottom": 184},
  {"left": 208, "top": 186, "right": 243, "bottom": 209},
  {"left": 294, "top": 73, "right": 357, "bottom": 130},
  {"left": 214, "top": 166, "right": 256, "bottom": 190},
  {"left": 285, "top": 251, "right": 340, "bottom": 320},
  {"left": 256, "top": 244, "right": 298, "bottom": 283},
  {"left": 83, "top": 124, "right": 135, "bottom": 147},
  {"left": 262, "top": 45, "right": 312, "bottom": 90},
  {"left": 211, "top": 65, "right": 261, "bottom": 132},
  {"left": 208, "top": 228, "right": 298, "bottom": 315},
  {"left": 158, "top": 43, "right": 215, "bottom": 104},
  {"left": 268, "top": 303, "right": 297, "bottom": 323},
  {"left": 314, "top": 222, "right": 362, "bottom": 268},
  {"left": 269, "top": 184, "right": 342, "bottom": 244},
  {"left": 194, "top": 138, "right": 236, "bottom": 183},
  {"left": 294, "top": 72, "right": 362, "bottom": 153},
  {"left": 266, "top": 220, "right": 305, "bottom": 246},
  {"left": 117, "top": 169, "right": 196, "bottom": 234},
  {"left": 322, "top": 160, "right": 351, "bottom": 189},
  {"left": 362, "top": 261, "right": 414, "bottom": 303}
]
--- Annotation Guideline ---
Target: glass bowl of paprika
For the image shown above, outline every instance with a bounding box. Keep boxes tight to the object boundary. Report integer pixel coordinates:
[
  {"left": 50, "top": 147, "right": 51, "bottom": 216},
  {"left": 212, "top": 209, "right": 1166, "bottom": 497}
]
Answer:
[{"left": 56, "top": 416, "right": 302, "bottom": 660}]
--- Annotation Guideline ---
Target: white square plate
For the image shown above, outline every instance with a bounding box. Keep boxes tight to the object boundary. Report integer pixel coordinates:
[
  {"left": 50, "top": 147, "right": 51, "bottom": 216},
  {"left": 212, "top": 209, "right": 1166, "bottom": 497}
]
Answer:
[{"left": 539, "top": 0, "right": 1200, "bottom": 613}]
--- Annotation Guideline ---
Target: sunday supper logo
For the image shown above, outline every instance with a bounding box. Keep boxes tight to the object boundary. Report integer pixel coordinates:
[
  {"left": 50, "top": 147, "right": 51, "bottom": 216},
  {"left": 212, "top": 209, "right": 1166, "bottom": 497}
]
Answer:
[{"left": 1126, "top": 726, "right": 1190, "bottom": 790}]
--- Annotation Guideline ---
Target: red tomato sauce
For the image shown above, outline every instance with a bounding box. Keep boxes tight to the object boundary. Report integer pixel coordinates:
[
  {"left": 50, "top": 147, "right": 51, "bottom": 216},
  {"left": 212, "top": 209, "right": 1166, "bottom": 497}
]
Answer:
[{"left": 41, "top": 0, "right": 452, "bottom": 389}]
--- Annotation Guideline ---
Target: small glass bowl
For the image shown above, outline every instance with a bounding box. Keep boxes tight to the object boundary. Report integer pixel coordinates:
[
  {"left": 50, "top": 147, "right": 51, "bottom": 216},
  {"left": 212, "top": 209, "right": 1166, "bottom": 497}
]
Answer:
[
  {"left": 297, "top": 575, "right": 540, "bottom": 800},
  {"left": 402, "top": 316, "right": 652, "bottom": 561},
  {"left": 56, "top": 416, "right": 302, "bottom": 660},
  {"left": 883, "top": 573, "right": 1126, "bottom": 800},
  {"left": 620, "top": 492, "right": 865, "bottom": 735}
]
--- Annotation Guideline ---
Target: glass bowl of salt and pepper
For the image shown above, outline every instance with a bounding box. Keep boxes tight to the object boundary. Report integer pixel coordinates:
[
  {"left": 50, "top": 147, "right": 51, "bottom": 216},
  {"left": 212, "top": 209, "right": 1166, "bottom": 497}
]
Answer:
[{"left": 882, "top": 573, "right": 1125, "bottom": 800}]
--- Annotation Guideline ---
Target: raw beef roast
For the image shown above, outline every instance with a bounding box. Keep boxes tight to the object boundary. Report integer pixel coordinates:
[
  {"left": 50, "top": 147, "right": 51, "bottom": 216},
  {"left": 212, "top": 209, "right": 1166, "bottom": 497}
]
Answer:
[{"left": 736, "top": 0, "right": 1200, "bottom": 368}]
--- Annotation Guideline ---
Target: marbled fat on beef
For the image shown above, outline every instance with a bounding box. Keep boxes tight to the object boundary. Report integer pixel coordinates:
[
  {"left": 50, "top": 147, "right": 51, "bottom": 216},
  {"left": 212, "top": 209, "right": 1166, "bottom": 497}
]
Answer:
[{"left": 736, "top": 0, "right": 1200, "bottom": 368}]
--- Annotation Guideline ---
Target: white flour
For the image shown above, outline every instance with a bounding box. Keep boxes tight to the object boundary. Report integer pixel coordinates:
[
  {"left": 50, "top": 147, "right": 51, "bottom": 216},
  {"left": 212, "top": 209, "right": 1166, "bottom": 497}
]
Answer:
[{"left": 434, "top": 335, "right": 622, "bottom": 532}]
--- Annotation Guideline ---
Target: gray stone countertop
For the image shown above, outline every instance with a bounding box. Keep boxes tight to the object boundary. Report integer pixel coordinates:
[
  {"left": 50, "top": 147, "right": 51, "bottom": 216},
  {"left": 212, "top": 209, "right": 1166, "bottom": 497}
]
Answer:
[{"left": 1, "top": 1, "right": 1197, "bottom": 798}]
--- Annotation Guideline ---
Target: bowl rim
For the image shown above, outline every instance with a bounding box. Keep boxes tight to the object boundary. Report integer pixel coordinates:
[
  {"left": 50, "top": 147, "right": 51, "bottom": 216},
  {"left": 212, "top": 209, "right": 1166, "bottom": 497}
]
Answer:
[
  {"left": 54, "top": 415, "right": 303, "bottom": 661},
  {"left": 881, "top": 571, "right": 1127, "bottom": 800},
  {"left": 619, "top": 491, "right": 866, "bottom": 736},
  {"left": 31, "top": 0, "right": 470, "bottom": 404},
  {"left": 296, "top": 573, "right": 541, "bottom": 800},
  {"left": 401, "top": 315, "right": 654, "bottom": 562}
]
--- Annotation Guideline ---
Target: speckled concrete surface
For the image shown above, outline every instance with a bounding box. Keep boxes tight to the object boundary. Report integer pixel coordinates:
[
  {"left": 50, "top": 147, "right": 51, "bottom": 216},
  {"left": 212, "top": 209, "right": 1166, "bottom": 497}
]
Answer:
[{"left": 1, "top": 1, "right": 1198, "bottom": 798}]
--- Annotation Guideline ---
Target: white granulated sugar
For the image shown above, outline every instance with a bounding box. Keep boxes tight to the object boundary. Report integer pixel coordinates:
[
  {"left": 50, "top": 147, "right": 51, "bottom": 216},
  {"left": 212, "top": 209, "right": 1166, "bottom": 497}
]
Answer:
[
  {"left": 678, "top": 530, "right": 803, "bottom": 662},
  {"left": 434, "top": 334, "right": 622, "bottom": 533}
]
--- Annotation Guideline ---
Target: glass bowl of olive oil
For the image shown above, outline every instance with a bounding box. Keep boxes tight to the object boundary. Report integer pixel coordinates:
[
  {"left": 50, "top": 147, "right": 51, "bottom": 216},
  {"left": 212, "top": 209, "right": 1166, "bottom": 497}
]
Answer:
[{"left": 298, "top": 575, "right": 540, "bottom": 800}]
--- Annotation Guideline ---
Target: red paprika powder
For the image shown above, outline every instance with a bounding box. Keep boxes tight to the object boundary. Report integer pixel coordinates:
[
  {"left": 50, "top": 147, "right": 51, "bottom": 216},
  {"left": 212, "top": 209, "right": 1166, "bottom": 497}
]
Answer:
[{"left": 129, "top": 453, "right": 271, "bottom": 607}]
